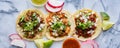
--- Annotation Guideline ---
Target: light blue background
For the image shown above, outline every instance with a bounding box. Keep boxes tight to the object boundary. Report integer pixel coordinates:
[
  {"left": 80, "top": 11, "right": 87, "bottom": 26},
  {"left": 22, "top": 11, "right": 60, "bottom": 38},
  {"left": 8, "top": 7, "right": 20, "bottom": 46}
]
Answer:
[{"left": 0, "top": 0, "right": 120, "bottom": 48}]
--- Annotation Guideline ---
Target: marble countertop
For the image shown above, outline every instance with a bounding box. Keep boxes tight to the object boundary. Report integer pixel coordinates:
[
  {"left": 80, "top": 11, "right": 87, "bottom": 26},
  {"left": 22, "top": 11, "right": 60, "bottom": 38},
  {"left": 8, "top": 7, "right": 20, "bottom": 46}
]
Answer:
[{"left": 0, "top": 0, "right": 120, "bottom": 48}]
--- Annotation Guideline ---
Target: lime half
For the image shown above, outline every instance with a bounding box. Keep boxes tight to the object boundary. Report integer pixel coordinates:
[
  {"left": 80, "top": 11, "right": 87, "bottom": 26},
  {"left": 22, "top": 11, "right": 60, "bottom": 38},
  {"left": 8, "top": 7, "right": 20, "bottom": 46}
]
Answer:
[
  {"left": 34, "top": 39, "right": 44, "bottom": 48},
  {"left": 102, "top": 21, "right": 114, "bottom": 30}
]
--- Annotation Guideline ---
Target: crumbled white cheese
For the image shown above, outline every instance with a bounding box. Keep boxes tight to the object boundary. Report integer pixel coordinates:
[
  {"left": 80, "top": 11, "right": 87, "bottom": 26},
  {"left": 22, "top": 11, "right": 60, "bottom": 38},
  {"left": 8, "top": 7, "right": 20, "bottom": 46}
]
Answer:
[
  {"left": 87, "top": 30, "right": 94, "bottom": 34},
  {"left": 94, "top": 23, "right": 97, "bottom": 26},
  {"left": 84, "top": 18, "right": 88, "bottom": 23},
  {"left": 37, "top": 17, "right": 40, "bottom": 22},
  {"left": 38, "top": 27, "right": 42, "bottom": 30},
  {"left": 51, "top": 20, "right": 54, "bottom": 23},
  {"left": 49, "top": 22, "right": 52, "bottom": 25},
  {"left": 87, "top": 16, "right": 89, "bottom": 19},
  {"left": 53, "top": 30, "right": 57, "bottom": 32},
  {"left": 54, "top": 19, "right": 57, "bottom": 22},
  {"left": 60, "top": 26, "right": 63, "bottom": 30},
  {"left": 80, "top": 15, "right": 88, "bottom": 23},
  {"left": 64, "top": 14, "right": 67, "bottom": 17},
  {"left": 40, "top": 24, "right": 45, "bottom": 28},
  {"left": 56, "top": 18, "right": 59, "bottom": 20},
  {"left": 52, "top": 32, "right": 58, "bottom": 36},
  {"left": 52, "top": 16, "right": 56, "bottom": 19}
]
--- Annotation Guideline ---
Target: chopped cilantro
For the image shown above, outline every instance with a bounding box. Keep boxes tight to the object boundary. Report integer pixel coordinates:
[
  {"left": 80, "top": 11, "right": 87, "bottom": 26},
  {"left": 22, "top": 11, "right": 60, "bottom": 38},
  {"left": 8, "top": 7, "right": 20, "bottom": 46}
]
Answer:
[{"left": 20, "top": 16, "right": 25, "bottom": 22}]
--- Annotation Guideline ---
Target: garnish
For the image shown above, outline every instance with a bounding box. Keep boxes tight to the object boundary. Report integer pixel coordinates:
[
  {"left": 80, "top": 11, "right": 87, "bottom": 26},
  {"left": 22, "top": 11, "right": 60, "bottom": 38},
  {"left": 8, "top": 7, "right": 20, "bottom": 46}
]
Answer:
[
  {"left": 100, "top": 12, "right": 110, "bottom": 20},
  {"left": 20, "top": 16, "right": 25, "bottom": 22},
  {"left": 51, "top": 21, "right": 63, "bottom": 30},
  {"left": 34, "top": 39, "right": 53, "bottom": 48},
  {"left": 102, "top": 21, "right": 114, "bottom": 30},
  {"left": 77, "top": 21, "right": 93, "bottom": 30},
  {"left": 100, "top": 12, "right": 114, "bottom": 30}
]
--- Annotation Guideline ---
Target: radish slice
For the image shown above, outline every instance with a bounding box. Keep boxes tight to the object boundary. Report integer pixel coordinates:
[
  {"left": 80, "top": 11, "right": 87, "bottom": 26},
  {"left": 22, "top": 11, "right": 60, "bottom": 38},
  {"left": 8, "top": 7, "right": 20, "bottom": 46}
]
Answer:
[
  {"left": 93, "top": 41, "right": 99, "bottom": 48},
  {"left": 87, "top": 40, "right": 99, "bottom": 48},
  {"left": 45, "top": 3, "right": 62, "bottom": 12},
  {"left": 11, "top": 39, "right": 26, "bottom": 48},
  {"left": 9, "top": 33, "right": 21, "bottom": 40},
  {"left": 81, "top": 41, "right": 93, "bottom": 48},
  {"left": 47, "top": 0, "right": 64, "bottom": 8},
  {"left": 81, "top": 40, "right": 99, "bottom": 48}
]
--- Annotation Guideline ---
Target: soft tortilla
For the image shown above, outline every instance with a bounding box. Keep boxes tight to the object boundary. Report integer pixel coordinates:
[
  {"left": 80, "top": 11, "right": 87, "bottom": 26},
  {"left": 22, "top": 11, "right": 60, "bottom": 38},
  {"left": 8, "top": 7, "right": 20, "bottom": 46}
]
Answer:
[
  {"left": 45, "top": 10, "right": 74, "bottom": 41},
  {"left": 72, "top": 8, "right": 102, "bottom": 41},
  {"left": 16, "top": 9, "right": 46, "bottom": 41}
]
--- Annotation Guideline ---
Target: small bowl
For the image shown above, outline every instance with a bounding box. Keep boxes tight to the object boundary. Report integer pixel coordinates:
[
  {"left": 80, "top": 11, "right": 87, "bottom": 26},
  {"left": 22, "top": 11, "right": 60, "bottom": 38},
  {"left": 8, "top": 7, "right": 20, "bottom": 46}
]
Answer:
[
  {"left": 62, "top": 37, "right": 81, "bottom": 48},
  {"left": 30, "top": 0, "right": 47, "bottom": 7}
]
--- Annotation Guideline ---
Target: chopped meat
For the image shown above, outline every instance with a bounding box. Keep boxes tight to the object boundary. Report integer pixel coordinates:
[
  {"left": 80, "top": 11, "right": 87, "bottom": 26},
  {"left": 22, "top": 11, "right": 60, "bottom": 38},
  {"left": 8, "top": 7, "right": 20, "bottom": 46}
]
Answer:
[
  {"left": 90, "top": 25, "right": 96, "bottom": 30},
  {"left": 89, "top": 14, "right": 96, "bottom": 22}
]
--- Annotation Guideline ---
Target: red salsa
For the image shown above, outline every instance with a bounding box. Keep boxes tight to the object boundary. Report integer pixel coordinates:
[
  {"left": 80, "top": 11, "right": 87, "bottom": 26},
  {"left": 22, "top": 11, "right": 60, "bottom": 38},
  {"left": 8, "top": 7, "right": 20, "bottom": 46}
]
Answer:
[{"left": 62, "top": 38, "right": 81, "bottom": 48}]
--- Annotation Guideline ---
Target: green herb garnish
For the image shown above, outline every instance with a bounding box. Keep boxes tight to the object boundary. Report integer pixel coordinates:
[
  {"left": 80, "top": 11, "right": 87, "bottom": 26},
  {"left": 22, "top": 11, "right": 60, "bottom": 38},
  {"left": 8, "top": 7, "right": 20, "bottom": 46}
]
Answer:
[
  {"left": 51, "top": 21, "right": 63, "bottom": 30},
  {"left": 20, "top": 16, "right": 25, "bottom": 22},
  {"left": 86, "top": 21, "right": 94, "bottom": 27},
  {"left": 77, "top": 21, "right": 93, "bottom": 30},
  {"left": 38, "top": 28, "right": 42, "bottom": 32},
  {"left": 23, "top": 22, "right": 34, "bottom": 31},
  {"left": 32, "top": 13, "right": 37, "bottom": 20},
  {"left": 77, "top": 22, "right": 87, "bottom": 30},
  {"left": 33, "top": 20, "right": 39, "bottom": 26},
  {"left": 68, "top": 21, "right": 71, "bottom": 26}
]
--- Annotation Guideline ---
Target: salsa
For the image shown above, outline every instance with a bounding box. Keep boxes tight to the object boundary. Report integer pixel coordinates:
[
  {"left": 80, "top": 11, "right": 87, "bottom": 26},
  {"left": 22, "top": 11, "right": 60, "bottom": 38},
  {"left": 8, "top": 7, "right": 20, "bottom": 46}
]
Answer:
[{"left": 62, "top": 38, "right": 81, "bottom": 48}]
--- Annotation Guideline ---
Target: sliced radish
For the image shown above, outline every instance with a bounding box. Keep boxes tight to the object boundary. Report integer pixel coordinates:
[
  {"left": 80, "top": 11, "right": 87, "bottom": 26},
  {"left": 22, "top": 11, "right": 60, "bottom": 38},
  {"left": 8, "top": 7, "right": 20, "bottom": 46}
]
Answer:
[
  {"left": 81, "top": 41, "right": 93, "bottom": 48},
  {"left": 87, "top": 40, "right": 99, "bottom": 48},
  {"left": 45, "top": 3, "right": 62, "bottom": 12},
  {"left": 93, "top": 41, "right": 99, "bottom": 48},
  {"left": 11, "top": 39, "right": 26, "bottom": 48},
  {"left": 9, "top": 33, "right": 21, "bottom": 40},
  {"left": 47, "top": 0, "right": 64, "bottom": 8},
  {"left": 81, "top": 40, "right": 99, "bottom": 48}
]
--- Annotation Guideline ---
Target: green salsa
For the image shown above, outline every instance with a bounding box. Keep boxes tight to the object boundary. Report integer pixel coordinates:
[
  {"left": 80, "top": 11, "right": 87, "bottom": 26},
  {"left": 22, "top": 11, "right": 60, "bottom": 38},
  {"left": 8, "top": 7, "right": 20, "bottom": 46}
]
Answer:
[{"left": 31, "top": 0, "right": 47, "bottom": 5}]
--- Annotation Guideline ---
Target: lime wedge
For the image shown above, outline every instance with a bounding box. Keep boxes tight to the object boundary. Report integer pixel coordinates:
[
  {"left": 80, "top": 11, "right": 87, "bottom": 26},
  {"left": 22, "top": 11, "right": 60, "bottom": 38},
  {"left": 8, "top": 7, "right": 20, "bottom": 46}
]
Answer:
[
  {"left": 43, "top": 40, "right": 53, "bottom": 48},
  {"left": 34, "top": 39, "right": 53, "bottom": 48},
  {"left": 34, "top": 39, "right": 44, "bottom": 48},
  {"left": 100, "top": 12, "right": 110, "bottom": 21},
  {"left": 102, "top": 21, "right": 114, "bottom": 30}
]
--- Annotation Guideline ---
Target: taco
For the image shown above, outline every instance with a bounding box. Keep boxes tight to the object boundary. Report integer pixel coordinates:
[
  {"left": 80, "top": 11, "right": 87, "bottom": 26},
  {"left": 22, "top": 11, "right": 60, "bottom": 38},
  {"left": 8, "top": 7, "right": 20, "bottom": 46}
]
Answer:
[
  {"left": 46, "top": 10, "right": 73, "bottom": 41},
  {"left": 16, "top": 9, "right": 46, "bottom": 41},
  {"left": 72, "top": 8, "right": 102, "bottom": 41}
]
